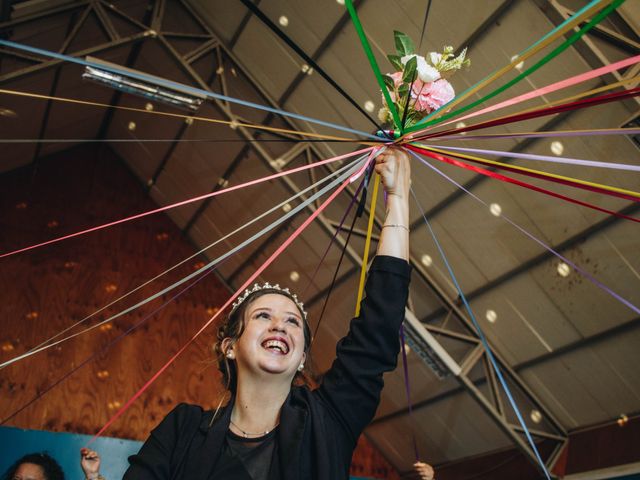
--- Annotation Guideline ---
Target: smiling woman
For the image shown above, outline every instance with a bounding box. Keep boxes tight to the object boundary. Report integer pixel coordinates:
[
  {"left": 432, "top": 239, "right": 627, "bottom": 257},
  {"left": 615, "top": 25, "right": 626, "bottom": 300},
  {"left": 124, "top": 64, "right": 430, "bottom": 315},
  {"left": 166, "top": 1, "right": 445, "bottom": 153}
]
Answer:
[{"left": 123, "top": 148, "right": 412, "bottom": 480}]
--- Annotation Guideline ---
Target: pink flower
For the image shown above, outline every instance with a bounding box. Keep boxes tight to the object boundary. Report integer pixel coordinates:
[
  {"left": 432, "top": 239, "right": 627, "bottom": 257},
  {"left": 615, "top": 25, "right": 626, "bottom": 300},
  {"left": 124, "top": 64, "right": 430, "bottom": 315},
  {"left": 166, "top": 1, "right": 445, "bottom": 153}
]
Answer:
[
  {"left": 383, "top": 71, "right": 404, "bottom": 104},
  {"left": 411, "top": 79, "right": 455, "bottom": 113}
]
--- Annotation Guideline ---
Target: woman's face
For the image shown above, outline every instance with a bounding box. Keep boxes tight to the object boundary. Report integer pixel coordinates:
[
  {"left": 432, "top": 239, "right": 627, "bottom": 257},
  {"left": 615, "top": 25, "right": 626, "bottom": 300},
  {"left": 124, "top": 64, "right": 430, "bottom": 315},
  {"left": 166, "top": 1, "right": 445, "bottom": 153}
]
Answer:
[
  {"left": 12, "top": 463, "right": 46, "bottom": 480},
  {"left": 232, "top": 293, "right": 306, "bottom": 382}
]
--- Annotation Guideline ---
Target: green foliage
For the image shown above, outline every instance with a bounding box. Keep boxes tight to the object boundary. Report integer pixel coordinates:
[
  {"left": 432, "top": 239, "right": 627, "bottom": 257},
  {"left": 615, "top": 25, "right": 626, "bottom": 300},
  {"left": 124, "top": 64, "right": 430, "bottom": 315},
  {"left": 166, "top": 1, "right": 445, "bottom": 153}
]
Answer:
[
  {"left": 387, "top": 54, "right": 403, "bottom": 71},
  {"left": 393, "top": 30, "right": 415, "bottom": 56},
  {"left": 402, "top": 56, "right": 417, "bottom": 83}
]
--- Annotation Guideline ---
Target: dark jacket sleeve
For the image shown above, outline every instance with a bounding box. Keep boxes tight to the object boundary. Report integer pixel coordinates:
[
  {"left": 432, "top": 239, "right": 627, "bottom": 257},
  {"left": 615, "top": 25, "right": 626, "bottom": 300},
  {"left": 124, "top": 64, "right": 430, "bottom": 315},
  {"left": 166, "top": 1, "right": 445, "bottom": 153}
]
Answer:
[
  {"left": 123, "top": 403, "right": 202, "bottom": 480},
  {"left": 316, "top": 255, "right": 411, "bottom": 444}
]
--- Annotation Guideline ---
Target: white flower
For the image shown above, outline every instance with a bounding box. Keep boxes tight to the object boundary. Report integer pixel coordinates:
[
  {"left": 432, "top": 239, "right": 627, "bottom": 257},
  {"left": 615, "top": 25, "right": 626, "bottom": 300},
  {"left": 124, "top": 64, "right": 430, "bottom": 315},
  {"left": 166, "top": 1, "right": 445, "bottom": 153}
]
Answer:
[
  {"left": 429, "top": 52, "right": 442, "bottom": 66},
  {"left": 401, "top": 54, "right": 440, "bottom": 83}
]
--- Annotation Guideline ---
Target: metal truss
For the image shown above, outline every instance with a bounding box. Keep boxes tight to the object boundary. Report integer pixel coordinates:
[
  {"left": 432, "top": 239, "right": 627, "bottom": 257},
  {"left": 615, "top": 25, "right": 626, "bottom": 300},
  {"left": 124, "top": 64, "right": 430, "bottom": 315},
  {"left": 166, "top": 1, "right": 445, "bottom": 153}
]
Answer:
[{"left": 0, "top": 0, "right": 569, "bottom": 473}]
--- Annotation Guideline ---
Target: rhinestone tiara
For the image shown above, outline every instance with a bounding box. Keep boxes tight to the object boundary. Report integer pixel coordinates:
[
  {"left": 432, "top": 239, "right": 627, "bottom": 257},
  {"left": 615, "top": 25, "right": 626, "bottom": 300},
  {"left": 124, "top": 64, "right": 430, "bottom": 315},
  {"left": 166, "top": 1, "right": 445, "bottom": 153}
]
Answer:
[{"left": 229, "top": 282, "right": 307, "bottom": 320}]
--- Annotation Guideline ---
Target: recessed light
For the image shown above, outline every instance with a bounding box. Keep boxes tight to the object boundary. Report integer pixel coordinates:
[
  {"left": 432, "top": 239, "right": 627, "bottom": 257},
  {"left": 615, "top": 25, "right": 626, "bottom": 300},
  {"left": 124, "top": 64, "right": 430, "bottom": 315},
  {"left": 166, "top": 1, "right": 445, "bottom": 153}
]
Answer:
[
  {"left": 557, "top": 262, "right": 571, "bottom": 277},
  {"left": 510, "top": 55, "right": 524, "bottom": 71},
  {"left": 282, "top": 203, "right": 292, "bottom": 213},
  {"left": 530, "top": 409, "right": 542, "bottom": 424},
  {"left": 550, "top": 140, "right": 564, "bottom": 156},
  {"left": 128, "top": 121, "right": 136, "bottom": 131},
  {"left": 489, "top": 203, "right": 502, "bottom": 217},
  {"left": 421, "top": 254, "right": 433, "bottom": 267},
  {"left": 336, "top": 0, "right": 345, "bottom": 4},
  {"left": 486, "top": 309, "right": 497, "bottom": 323},
  {"left": 364, "top": 100, "right": 375, "bottom": 113},
  {"left": 184, "top": 117, "right": 193, "bottom": 125},
  {"left": 455, "top": 121, "right": 466, "bottom": 130},
  {"left": 278, "top": 15, "right": 289, "bottom": 27},
  {"left": 145, "top": 102, "right": 154, "bottom": 111},
  {"left": 289, "top": 271, "right": 300, "bottom": 282}
]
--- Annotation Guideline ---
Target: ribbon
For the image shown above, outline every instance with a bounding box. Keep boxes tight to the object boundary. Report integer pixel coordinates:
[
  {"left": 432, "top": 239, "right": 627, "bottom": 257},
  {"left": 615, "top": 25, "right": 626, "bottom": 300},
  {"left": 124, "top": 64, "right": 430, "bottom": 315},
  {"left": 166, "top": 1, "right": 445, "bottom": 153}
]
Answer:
[
  {"left": 1, "top": 158, "right": 365, "bottom": 369},
  {"left": 408, "top": 149, "right": 640, "bottom": 322},
  {"left": 354, "top": 174, "right": 380, "bottom": 317},
  {"left": 345, "top": 0, "right": 402, "bottom": 131},
  {"left": 431, "top": 127, "right": 640, "bottom": 142},
  {"left": 435, "top": 55, "right": 640, "bottom": 129},
  {"left": 413, "top": 86, "right": 640, "bottom": 141},
  {"left": 86, "top": 153, "right": 374, "bottom": 444},
  {"left": 238, "top": 0, "right": 385, "bottom": 134},
  {"left": 409, "top": 187, "right": 551, "bottom": 479},
  {"left": 423, "top": 144, "right": 640, "bottom": 172},
  {"left": 0, "top": 147, "right": 373, "bottom": 259},
  {"left": 418, "top": 145, "right": 640, "bottom": 202},
  {"left": 404, "top": 0, "right": 624, "bottom": 133},
  {"left": 406, "top": 145, "right": 640, "bottom": 224},
  {"left": 0, "top": 89, "right": 368, "bottom": 144},
  {"left": 0, "top": 40, "right": 380, "bottom": 141}
]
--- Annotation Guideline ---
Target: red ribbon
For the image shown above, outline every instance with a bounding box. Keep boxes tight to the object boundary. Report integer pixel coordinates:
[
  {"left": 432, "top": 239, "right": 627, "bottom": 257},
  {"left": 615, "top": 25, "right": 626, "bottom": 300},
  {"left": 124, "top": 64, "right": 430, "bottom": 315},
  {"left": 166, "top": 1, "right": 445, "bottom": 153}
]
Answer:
[
  {"left": 413, "top": 86, "right": 640, "bottom": 141},
  {"left": 406, "top": 144, "right": 640, "bottom": 224}
]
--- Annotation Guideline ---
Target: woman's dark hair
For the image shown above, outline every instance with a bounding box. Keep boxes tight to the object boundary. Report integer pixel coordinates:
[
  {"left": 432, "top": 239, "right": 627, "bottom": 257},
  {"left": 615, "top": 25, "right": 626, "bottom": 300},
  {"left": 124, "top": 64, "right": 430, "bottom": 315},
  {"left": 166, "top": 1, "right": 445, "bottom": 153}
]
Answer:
[
  {"left": 2, "top": 452, "right": 65, "bottom": 480},
  {"left": 214, "top": 288, "right": 313, "bottom": 393}
]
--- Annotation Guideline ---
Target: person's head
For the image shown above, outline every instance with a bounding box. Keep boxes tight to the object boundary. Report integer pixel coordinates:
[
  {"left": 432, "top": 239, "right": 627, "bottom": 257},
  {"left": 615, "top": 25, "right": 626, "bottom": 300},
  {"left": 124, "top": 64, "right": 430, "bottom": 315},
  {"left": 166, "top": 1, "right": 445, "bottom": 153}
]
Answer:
[
  {"left": 3, "top": 453, "right": 64, "bottom": 480},
  {"left": 214, "top": 283, "right": 312, "bottom": 394}
]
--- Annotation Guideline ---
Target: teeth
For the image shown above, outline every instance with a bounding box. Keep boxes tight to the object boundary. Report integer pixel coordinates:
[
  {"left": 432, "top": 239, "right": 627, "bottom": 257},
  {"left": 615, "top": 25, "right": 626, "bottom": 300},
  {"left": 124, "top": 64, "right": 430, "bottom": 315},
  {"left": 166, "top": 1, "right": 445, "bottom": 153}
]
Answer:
[{"left": 262, "top": 339, "right": 289, "bottom": 354}]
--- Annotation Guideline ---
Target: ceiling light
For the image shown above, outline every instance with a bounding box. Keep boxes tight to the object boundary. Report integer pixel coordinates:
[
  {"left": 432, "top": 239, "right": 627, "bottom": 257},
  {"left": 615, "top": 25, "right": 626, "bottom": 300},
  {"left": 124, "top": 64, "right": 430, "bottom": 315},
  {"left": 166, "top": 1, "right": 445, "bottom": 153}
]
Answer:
[
  {"left": 0, "top": 107, "right": 17, "bottom": 117},
  {"left": 83, "top": 57, "right": 204, "bottom": 111},
  {"left": 557, "top": 262, "right": 571, "bottom": 277},
  {"left": 530, "top": 409, "right": 542, "bottom": 424},
  {"left": 147, "top": 179, "right": 154, "bottom": 187},
  {"left": 617, "top": 414, "right": 629, "bottom": 427},
  {"left": 421, "top": 254, "right": 433, "bottom": 267},
  {"left": 145, "top": 102, "right": 154, "bottom": 111},
  {"left": 455, "top": 121, "right": 466, "bottom": 131},
  {"left": 489, "top": 203, "right": 502, "bottom": 217},
  {"left": 229, "top": 120, "right": 239, "bottom": 130},
  {"left": 128, "top": 121, "right": 136, "bottom": 131},
  {"left": 184, "top": 117, "right": 193, "bottom": 125},
  {"left": 485, "top": 309, "right": 497, "bottom": 323},
  {"left": 278, "top": 15, "right": 289, "bottom": 27},
  {"left": 282, "top": 202, "right": 292, "bottom": 213},
  {"left": 550, "top": 140, "right": 564, "bottom": 156},
  {"left": 289, "top": 271, "right": 300, "bottom": 282},
  {"left": 336, "top": 0, "right": 345, "bottom": 4},
  {"left": 510, "top": 55, "right": 524, "bottom": 71},
  {"left": 364, "top": 100, "right": 375, "bottom": 113}
]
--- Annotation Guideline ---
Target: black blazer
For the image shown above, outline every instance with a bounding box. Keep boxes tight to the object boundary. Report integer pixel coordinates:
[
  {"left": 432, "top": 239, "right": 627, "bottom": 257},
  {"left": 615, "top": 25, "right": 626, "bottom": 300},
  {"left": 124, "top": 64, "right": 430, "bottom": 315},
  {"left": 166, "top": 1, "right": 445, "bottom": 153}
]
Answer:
[{"left": 124, "top": 255, "right": 411, "bottom": 480}]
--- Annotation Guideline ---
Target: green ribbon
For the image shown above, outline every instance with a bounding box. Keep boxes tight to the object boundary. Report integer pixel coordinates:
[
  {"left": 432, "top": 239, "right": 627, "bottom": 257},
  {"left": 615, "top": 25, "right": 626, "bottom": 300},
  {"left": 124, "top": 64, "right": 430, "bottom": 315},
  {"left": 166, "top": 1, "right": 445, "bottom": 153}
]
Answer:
[
  {"left": 405, "top": 0, "right": 624, "bottom": 133},
  {"left": 345, "top": 0, "right": 403, "bottom": 133}
]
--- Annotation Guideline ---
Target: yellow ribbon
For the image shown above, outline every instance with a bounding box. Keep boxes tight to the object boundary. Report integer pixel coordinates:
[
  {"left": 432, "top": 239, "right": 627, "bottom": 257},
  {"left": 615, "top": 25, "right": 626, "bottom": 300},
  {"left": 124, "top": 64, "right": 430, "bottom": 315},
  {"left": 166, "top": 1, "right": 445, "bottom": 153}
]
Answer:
[{"left": 354, "top": 174, "right": 380, "bottom": 317}]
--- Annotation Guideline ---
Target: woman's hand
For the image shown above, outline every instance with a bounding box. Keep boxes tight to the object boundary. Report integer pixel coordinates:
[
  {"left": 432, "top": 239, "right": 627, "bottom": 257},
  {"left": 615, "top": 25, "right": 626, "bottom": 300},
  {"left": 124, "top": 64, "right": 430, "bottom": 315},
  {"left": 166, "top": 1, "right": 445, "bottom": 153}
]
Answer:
[
  {"left": 374, "top": 147, "right": 411, "bottom": 200},
  {"left": 414, "top": 461, "right": 435, "bottom": 480},
  {"left": 80, "top": 448, "right": 101, "bottom": 479}
]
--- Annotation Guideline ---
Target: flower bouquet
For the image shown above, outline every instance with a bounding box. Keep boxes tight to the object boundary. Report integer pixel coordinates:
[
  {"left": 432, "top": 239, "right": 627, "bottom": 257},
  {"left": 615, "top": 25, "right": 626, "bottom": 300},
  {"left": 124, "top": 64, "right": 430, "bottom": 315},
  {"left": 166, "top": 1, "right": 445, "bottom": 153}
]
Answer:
[{"left": 378, "top": 31, "right": 470, "bottom": 129}]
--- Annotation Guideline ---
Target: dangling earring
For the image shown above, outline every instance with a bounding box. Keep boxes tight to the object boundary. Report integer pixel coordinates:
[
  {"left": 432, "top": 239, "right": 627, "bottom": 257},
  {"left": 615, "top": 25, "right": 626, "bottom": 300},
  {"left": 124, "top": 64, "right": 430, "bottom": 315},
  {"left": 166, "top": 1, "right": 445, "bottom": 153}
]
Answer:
[
  {"left": 226, "top": 350, "right": 235, "bottom": 359},
  {"left": 297, "top": 363, "right": 304, "bottom": 372}
]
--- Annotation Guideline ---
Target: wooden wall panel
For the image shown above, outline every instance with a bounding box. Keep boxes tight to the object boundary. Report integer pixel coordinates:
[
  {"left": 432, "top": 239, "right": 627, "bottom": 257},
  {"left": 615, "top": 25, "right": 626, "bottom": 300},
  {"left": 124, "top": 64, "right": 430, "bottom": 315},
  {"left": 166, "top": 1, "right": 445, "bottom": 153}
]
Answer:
[{"left": 0, "top": 145, "right": 399, "bottom": 478}]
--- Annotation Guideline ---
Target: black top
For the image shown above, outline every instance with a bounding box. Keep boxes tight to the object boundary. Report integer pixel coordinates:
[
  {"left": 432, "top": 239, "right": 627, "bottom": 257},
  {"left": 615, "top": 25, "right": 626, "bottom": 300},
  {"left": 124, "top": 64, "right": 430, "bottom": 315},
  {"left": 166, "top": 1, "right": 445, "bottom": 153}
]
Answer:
[
  {"left": 212, "top": 429, "right": 278, "bottom": 480},
  {"left": 124, "top": 255, "right": 411, "bottom": 480}
]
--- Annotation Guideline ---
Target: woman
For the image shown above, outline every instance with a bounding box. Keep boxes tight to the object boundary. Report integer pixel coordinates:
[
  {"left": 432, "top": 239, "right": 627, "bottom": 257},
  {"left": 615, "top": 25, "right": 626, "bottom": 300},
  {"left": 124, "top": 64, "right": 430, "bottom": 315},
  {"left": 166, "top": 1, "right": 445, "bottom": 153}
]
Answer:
[
  {"left": 2, "top": 453, "right": 64, "bottom": 480},
  {"left": 124, "top": 147, "right": 412, "bottom": 479}
]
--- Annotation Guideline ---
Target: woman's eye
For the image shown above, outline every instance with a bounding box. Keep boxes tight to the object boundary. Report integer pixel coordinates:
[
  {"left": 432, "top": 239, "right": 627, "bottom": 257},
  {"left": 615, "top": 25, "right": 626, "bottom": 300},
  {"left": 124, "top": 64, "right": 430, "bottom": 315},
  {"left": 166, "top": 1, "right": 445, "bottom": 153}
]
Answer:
[
  {"left": 256, "top": 311, "right": 270, "bottom": 319},
  {"left": 287, "top": 317, "right": 300, "bottom": 326}
]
